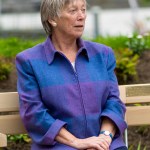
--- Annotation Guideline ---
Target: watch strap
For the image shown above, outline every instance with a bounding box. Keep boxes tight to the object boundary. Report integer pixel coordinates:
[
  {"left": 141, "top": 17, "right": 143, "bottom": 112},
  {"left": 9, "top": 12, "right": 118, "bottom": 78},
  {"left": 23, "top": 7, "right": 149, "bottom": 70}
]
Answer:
[{"left": 100, "top": 130, "right": 113, "bottom": 139}]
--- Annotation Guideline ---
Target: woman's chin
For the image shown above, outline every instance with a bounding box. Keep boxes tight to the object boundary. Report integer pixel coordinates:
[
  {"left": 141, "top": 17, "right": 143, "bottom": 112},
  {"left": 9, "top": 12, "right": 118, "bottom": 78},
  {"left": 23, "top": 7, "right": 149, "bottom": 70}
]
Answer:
[{"left": 73, "top": 33, "right": 83, "bottom": 39}]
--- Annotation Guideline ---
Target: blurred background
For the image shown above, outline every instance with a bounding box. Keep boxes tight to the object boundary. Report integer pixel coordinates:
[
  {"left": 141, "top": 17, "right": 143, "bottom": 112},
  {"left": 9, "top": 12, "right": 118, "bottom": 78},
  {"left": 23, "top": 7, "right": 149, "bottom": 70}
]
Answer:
[{"left": 0, "top": 0, "right": 150, "bottom": 37}]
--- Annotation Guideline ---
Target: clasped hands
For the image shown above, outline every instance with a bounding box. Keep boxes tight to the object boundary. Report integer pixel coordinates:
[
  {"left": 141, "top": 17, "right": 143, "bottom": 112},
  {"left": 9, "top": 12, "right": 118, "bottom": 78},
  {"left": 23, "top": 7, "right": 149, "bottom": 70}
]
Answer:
[{"left": 72, "top": 134, "right": 112, "bottom": 150}]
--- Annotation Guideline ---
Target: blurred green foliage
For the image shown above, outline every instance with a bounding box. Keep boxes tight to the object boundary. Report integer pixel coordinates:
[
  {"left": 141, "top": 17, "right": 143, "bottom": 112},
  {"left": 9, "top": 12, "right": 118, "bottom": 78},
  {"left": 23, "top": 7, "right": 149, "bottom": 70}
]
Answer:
[
  {"left": 8, "top": 134, "right": 31, "bottom": 143},
  {"left": 92, "top": 35, "right": 141, "bottom": 83},
  {"left": 0, "top": 34, "right": 149, "bottom": 83},
  {"left": 129, "top": 141, "right": 147, "bottom": 150},
  {"left": 0, "top": 37, "right": 44, "bottom": 58},
  {"left": 92, "top": 35, "right": 128, "bottom": 50},
  {"left": 127, "top": 33, "right": 150, "bottom": 55},
  {"left": 0, "top": 37, "right": 44, "bottom": 80},
  {"left": 138, "top": 0, "right": 150, "bottom": 6},
  {"left": 115, "top": 48, "right": 139, "bottom": 84},
  {"left": 0, "top": 37, "right": 43, "bottom": 81},
  {"left": 0, "top": 58, "right": 12, "bottom": 81}
]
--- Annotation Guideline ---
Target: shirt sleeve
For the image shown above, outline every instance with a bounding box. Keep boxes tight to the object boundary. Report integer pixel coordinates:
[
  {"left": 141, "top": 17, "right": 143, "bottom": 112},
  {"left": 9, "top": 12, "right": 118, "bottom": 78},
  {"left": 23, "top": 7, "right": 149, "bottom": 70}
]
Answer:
[
  {"left": 101, "top": 47, "right": 127, "bottom": 137},
  {"left": 16, "top": 53, "right": 67, "bottom": 145}
]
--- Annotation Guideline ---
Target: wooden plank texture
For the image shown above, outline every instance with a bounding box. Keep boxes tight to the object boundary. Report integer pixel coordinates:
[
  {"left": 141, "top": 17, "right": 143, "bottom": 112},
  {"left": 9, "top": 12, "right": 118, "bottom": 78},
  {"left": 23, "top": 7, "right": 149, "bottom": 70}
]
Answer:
[
  {"left": 126, "top": 85, "right": 150, "bottom": 97},
  {"left": 126, "top": 96, "right": 150, "bottom": 104},
  {"left": 126, "top": 106, "right": 150, "bottom": 126},
  {"left": 0, "top": 133, "right": 7, "bottom": 147},
  {"left": 0, "top": 92, "right": 19, "bottom": 112},
  {"left": 0, "top": 114, "right": 27, "bottom": 134}
]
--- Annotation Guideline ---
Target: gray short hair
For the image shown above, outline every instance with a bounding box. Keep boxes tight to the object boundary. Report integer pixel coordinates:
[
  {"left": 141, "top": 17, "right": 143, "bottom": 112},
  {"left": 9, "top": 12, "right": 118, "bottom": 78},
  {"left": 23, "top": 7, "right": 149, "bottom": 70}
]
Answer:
[{"left": 40, "top": 0, "right": 86, "bottom": 35}]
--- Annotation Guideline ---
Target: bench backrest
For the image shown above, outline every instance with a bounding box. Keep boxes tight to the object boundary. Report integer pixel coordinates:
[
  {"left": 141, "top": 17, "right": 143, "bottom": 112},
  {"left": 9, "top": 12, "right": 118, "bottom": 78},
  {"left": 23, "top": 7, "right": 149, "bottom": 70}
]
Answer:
[
  {"left": 0, "top": 92, "right": 27, "bottom": 134},
  {"left": 119, "top": 84, "right": 150, "bottom": 126},
  {"left": 0, "top": 84, "right": 150, "bottom": 135}
]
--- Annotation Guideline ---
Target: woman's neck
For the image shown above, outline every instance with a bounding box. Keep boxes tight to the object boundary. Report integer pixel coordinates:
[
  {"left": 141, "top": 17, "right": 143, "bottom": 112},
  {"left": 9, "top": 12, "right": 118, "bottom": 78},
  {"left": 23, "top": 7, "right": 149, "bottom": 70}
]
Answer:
[
  {"left": 51, "top": 34, "right": 78, "bottom": 53},
  {"left": 51, "top": 34, "right": 79, "bottom": 62}
]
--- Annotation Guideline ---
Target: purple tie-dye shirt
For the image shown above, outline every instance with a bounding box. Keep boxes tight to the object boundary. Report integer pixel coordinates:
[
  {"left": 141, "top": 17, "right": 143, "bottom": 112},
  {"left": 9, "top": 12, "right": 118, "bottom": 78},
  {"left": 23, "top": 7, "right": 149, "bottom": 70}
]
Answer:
[{"left": 16, "top": 37, "right": 127, "bottom": 150}]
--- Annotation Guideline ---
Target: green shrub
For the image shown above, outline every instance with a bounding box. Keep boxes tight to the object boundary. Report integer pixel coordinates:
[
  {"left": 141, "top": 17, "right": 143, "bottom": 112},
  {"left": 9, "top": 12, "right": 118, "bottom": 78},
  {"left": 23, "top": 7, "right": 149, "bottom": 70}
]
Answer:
[
  {"left": 7, "top": 134, "right": 31, "bottom": 143},
  {"left": 92, "top": 35, "right": 139, "bottom": 84},
  {"left": 115, "top": 48, "right": 139, "bottom": 84},
  {"left": 127, "top": 33, "right": 150, "bottom": 55},
  {"left": 0, "top": 37, "right": 44, "bottom": 58},
  {"left": 0, "top": 37, "right": 44, "bottom": 81},
  {"left": 92, "top": 35, "right": 128, "bottom": 50},
  {"left": 0, "top": 59, "right": 12, "bottom": 81}
]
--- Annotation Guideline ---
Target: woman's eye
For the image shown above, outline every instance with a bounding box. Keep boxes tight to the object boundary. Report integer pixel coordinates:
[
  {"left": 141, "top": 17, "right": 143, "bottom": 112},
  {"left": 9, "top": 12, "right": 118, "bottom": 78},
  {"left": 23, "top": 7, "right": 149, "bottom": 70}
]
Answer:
[
  {"left": 70, "top": 9, "right": 76, "bottom": 13},
  {"left": 82, "top": 9, "right": 86, "bottom": 13},
  {"left": 82, "top": 8, "right": 86, "bottom": 12}
]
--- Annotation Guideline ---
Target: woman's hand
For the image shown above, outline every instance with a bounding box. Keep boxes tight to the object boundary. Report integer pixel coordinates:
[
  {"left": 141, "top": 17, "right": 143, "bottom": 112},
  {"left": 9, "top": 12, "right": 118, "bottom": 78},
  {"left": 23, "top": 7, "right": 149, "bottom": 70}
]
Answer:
[
  {"left": 98, "top": 134, "right": 112, "bottom": 146},
  {"left": 86, "top": 134, "right": 112, "bottom": 150},
  {"left": 72, "top": 136, "right": 110, "bottom": 150}
]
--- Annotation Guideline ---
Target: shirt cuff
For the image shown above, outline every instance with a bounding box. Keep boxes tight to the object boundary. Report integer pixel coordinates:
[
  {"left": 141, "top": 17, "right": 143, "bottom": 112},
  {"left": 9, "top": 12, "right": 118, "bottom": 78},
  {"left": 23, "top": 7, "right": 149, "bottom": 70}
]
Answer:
[
  {"left": 40, "top": 119, "right": 67, "bottom": 145},
  {"left": 101, "top": 112, "right": 127, "bottom": 137}
]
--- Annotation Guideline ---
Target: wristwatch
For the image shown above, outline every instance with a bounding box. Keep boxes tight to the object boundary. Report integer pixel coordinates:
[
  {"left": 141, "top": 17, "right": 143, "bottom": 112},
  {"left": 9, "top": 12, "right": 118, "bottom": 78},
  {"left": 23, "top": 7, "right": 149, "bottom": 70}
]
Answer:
[{"left": 100, "top": 130, "right": 113, "bottom": 139}]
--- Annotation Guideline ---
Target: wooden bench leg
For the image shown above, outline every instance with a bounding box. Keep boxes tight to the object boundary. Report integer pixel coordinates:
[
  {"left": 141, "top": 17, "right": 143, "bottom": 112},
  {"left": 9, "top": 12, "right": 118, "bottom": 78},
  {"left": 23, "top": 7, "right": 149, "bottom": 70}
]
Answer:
[{"left": 0, "top": 133, "right": 7, "bottom": 147}]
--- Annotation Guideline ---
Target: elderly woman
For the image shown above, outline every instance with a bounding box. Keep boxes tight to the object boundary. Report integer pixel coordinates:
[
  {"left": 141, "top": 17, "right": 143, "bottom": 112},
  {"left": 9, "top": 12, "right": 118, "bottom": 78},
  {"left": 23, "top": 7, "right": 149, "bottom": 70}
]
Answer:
[{"left": 16, "top": 0, "right": 127, "bottom": 150}]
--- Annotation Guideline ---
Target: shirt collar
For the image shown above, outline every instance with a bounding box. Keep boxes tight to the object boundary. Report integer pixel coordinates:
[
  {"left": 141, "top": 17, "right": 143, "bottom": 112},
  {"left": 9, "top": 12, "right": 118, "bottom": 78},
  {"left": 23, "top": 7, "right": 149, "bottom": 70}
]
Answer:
[{"left": 44, "top": 36, "right": 90, "bottom": 64}]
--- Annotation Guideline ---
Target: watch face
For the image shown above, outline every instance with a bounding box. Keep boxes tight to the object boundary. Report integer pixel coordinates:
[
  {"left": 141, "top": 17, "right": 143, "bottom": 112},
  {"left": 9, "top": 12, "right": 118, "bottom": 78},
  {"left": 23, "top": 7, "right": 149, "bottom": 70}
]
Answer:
[
  {"left": 104, "top": 131, "right": 110, "bottom": 135},
  {"left": 100, "top": 130, "right": 113, "bottom": 139}
]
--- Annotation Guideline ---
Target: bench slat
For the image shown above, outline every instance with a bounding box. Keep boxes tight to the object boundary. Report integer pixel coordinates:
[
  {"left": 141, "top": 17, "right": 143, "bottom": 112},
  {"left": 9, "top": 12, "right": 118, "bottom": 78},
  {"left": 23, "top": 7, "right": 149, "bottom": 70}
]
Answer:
[
  {"left": 0, "top": 92, "right": 19, "bottom": 112},
  {"left": 126, "top": 105, "right": 150, "bottom": 126},
  {"left": 0, "top": 114, "right": 27, "bottom": 134},
  {"left": 124, "top": 83, "right": 150, "bottom": 87},
  {"left": 126, "top": 96, "right": 150, "bottom": 104}
]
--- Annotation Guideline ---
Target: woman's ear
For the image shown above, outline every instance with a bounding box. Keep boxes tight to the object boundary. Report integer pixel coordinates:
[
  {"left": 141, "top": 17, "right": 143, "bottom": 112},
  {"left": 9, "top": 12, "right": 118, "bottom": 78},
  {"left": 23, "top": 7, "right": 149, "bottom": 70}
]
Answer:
[{"left": 48, "top": 19, "right": 57, "bottom": 27}]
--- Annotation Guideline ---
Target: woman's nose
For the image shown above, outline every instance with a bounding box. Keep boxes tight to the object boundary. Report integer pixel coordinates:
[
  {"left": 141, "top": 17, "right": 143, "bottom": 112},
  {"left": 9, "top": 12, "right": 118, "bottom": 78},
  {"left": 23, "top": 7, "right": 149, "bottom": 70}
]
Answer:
[{"left": 77, "top": 10, "right": 86, "bottom": 20}]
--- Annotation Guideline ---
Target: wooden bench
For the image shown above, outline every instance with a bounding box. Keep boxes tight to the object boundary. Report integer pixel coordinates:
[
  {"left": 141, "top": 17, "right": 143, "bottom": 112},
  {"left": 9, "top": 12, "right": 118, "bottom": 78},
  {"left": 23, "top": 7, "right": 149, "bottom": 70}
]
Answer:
[
  {"left": 0, "top": 84, "right": 150, "bottom": 147},
  {"left": 0, "top": 92, "right": 27, "bottom": 147},
  {"left": 119, "top": 83, "right": 150, "bottom": 146}
]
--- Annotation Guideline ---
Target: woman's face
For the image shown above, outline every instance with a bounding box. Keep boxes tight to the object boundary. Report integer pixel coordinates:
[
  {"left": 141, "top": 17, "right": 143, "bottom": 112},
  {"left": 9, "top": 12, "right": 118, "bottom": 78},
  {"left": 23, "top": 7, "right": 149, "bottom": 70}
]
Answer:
[{"left": 52, "top": 0, "right": 86, "bottom": 39}]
